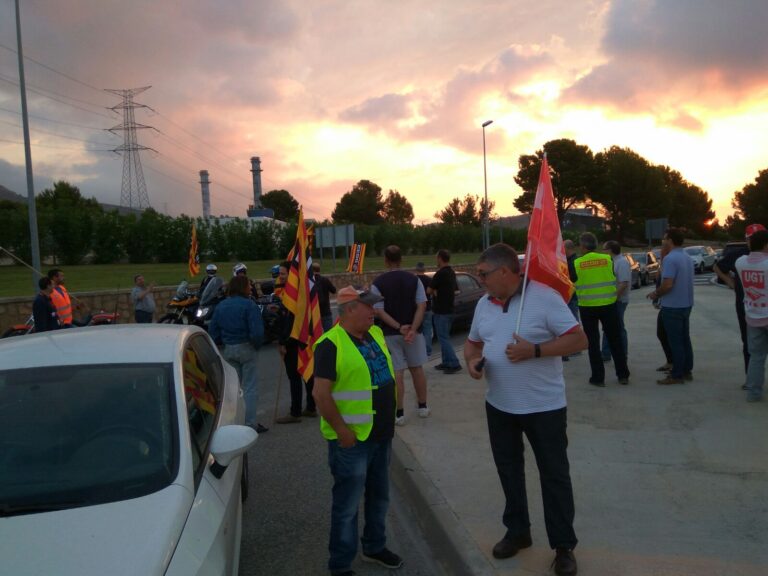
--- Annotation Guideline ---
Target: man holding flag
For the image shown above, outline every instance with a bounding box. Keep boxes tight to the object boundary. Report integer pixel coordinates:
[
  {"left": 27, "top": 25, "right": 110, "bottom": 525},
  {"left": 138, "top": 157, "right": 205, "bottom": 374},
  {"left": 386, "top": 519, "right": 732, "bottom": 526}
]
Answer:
[{"left": 463, "top": 156, "right": 586, "bottom": 576}]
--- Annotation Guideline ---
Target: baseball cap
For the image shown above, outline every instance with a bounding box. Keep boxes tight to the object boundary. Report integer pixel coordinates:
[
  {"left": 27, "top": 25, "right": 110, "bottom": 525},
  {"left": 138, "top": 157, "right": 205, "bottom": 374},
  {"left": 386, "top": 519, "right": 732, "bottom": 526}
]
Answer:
[
  {"left": 745, "top": 223, "right": 766, "bottom": 238},
  {"left": 337, "top": 286, "right": 384, "bottom": 306},
  {"left": 415, "top": 262, "right": 426, "bottom": 272}
]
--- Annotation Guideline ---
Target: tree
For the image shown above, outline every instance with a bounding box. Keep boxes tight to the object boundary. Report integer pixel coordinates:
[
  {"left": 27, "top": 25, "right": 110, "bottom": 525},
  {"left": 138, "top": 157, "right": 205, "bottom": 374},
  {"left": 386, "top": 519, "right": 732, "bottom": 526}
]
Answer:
[
  {"left": 434, "top": 194, "right": 495, "bottom": 226},
  {"left": 513, "top": 139, "right": 599, "bottom": 221},
  {"left": 731, "top": 168, "right": 768, "bottom": 232},
  {"left": 660, "top": 166, "right": 715, "bottom": 237},
  {"left": 37, "top": 180, "right": 102, "bottom": 264},
  {"left": 91, "top": 210, "right": 126, "bottom": 264},
  {"left": 260, "top": 189, "right": 299, "bottom": 221},
  {"left": 591, "top": 147, "right": 669, "bottom": 242},
  {"left": 332, "top": 180, "right": 385, "bottom": 224},
  {"left": 381, "top": 190, "right": 414, "bottom": 224}
]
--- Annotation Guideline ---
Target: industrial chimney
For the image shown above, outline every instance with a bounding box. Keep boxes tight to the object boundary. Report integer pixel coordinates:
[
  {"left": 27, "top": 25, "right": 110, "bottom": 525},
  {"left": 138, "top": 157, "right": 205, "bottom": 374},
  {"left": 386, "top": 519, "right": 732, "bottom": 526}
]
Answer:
[
  {"left": 199, "top": 170, "right": 211, "bottom": 219},
  {"left": 250, "top": 156, "right": 263, "bottom": 208}
]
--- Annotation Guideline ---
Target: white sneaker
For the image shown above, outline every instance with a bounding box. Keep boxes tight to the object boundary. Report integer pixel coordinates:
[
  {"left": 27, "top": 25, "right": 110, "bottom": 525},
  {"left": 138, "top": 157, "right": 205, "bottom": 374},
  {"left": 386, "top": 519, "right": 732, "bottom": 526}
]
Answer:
[
  {"left": 395, "top": 415, "right": 406, "bottom": 426},
  {"left": 418, "top": 407, "right": 431, "bottom": 418}
]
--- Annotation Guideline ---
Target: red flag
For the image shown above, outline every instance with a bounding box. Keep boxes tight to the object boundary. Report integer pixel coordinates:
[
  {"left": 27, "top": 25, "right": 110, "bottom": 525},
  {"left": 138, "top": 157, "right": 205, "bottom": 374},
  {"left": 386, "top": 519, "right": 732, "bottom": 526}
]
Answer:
[
  {"left": 188, "top": 223, "right": 200, "bottom": 278},
  {"left": 281, "top": 209, "right": 324, "bottom": 380},
  {"left": 525, "top": 155, "right": 574, "bottom": 302}
]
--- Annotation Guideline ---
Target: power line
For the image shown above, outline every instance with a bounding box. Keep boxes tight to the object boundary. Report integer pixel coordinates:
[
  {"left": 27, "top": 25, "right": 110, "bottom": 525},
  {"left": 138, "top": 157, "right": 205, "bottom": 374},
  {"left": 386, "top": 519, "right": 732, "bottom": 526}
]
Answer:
[
  {"left": 0, "top": 69, "right": 112, "bottom": 111},
  {"left": 0, "top": 136, "right": 112, "bottom": 152},
  {"left": 0, "top": 42, "right": 104, "bottom": 94},
  {"left": 0, "top": 104, "right": 106, "bottom": 130},
  {"left": 0, "top": 118, "right": 116, "bottom": 145},
  {"left": 0, "top": 74, "right": 115, "bottom": 119}
]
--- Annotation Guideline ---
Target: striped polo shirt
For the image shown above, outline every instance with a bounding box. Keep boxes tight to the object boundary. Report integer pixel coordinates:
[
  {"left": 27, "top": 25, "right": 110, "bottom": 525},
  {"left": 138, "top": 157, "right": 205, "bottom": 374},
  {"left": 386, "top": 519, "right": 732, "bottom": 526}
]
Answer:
[{"left": 468, "top": 280, "right": 579, "bottom": 415}]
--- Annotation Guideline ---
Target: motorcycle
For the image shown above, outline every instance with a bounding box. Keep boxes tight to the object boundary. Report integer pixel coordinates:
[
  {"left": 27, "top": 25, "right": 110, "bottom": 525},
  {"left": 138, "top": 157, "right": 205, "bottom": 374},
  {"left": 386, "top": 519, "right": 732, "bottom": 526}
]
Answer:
[
  {"left": 1, "top": 310, "right": 120, "bottom": 338},
  {"left": 158, "top": 280, "right": 201, "bottom": 325}
]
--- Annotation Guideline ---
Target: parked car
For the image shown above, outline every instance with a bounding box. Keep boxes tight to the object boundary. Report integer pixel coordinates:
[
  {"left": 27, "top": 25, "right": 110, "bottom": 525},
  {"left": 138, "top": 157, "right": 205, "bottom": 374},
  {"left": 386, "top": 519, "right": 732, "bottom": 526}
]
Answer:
[
  {"left": 425, "top": 270, "right": 486, "bottom": 330},
  {"left": 714, "top": 248, "right": 724, "bottom": 263},
  {"left": 684, "top": 245, "right": 717, "bottom": 273},
  {"left": 630, "top": 251, "right": 661, "bottom": 286},
  {"left": 623, "top": 253, "right": 642, "bottom": 289},
  {"left": 0, "top": 325, "right": 257, "bottom": 576}
]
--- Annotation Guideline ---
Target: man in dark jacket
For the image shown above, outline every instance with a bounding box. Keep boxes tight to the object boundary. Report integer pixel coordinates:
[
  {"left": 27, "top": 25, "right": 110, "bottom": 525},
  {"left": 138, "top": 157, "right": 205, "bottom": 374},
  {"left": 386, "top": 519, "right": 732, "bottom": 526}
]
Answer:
[{"left": 33, "top": 276, "right": 60, "bottom": 332}]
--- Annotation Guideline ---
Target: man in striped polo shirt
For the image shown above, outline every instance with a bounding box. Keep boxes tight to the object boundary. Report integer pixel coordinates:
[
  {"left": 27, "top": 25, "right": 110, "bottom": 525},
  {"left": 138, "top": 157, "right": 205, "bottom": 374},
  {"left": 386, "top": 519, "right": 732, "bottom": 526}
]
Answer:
[{"left": 465, "top": 243, "right": 587, "bottom": 576}]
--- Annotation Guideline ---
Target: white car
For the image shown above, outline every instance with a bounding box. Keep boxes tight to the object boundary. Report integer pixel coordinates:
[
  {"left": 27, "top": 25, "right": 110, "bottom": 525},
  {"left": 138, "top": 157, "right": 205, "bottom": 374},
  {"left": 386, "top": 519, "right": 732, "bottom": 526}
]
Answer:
[
  {"left": 684, "top": 245, "right": 717, "bottom": 273},
  {"left": 0, "top": 325, "right": 257, "bottom": 576}
]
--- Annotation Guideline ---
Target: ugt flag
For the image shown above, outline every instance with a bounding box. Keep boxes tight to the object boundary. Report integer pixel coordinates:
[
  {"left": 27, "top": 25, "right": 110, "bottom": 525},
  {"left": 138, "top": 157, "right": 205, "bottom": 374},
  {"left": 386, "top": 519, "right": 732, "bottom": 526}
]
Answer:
[
  {"left": 188, "top": 223, "right": 200, "bottom": 278},
  {"left": 525, "top": 155, "right": 574, "bottom": 302},
  {"left": 346, "top": 243, "right": 367, "bottom": 274},
  {"left": 281, "top": 208, "right": 324, "bottom": 380}
]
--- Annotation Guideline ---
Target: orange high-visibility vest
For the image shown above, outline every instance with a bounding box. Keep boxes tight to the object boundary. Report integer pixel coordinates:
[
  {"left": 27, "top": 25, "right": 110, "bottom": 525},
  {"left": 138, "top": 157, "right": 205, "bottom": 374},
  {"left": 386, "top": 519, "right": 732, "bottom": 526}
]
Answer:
[{"left": 50, "top": 285, "right": 73, "bottom": 325}]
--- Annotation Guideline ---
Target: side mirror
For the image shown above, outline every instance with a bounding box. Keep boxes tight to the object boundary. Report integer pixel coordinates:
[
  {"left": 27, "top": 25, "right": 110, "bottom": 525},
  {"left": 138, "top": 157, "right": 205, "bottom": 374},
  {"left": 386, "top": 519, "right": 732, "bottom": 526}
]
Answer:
[{"left": 209, "top": 424, "right": 258, "bottom": 479}]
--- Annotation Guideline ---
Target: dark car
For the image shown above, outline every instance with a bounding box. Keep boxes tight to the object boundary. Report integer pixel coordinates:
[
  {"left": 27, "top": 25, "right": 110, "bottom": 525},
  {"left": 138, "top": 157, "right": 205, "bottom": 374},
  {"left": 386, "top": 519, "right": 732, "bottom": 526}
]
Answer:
[
  {"left": 630, "top": 251, "right": 661, "bottom": 286},
  {"left": 425, "top": 270, "right": 485, "bottom": 330}
]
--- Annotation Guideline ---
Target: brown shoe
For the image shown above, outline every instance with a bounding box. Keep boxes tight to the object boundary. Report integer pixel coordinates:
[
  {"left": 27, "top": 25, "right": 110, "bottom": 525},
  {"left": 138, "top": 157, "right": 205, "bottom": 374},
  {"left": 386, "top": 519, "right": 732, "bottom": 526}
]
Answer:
[
  {"left": 552, "top": 548, "right": 577, "bottom": 576},
  {"left": 492, "top": 532, "right": 532, "bottom": 559},
  {"left": 657, "top": 376, "right": 684, "bottom": 385},
  {"left": 656, "top": 363, "right": 672, "bottom": 372},
  {"left": 301, "top": 409, "right": 318, "bottom": 418},
  {"left": 683, "top": 372, "right": 693, "bottom": 381},
  {"left": 275, "top": 415, "right": 302, "bottom": 424}
]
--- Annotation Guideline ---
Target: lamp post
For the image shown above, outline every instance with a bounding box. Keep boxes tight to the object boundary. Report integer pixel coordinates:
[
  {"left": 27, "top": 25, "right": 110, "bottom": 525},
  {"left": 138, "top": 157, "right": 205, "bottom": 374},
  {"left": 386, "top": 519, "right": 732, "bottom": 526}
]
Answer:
[{"left": 481, "top": 119, "right": 493, "bottom": 251}]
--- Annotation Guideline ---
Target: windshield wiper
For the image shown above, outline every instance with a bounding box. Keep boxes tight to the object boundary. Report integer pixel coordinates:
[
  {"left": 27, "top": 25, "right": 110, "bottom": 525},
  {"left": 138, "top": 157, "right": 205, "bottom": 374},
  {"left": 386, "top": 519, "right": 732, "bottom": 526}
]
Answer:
[{"left": 0, "top": 500, "right": 87, "bottom": 517}]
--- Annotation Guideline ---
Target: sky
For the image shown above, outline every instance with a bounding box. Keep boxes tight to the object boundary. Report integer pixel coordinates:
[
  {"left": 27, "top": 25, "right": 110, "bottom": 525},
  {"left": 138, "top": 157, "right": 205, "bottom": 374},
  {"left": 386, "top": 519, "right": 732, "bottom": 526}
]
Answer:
[{"left": 1, "top": 0, "right": 767, "bottom": 224}]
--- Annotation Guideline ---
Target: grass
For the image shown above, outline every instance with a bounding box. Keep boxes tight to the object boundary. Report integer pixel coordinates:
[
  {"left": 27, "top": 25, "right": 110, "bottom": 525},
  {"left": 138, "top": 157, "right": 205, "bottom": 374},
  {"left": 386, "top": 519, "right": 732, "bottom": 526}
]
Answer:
[{"left": 0, "top": 253, "right": 484, "bottom": 298}]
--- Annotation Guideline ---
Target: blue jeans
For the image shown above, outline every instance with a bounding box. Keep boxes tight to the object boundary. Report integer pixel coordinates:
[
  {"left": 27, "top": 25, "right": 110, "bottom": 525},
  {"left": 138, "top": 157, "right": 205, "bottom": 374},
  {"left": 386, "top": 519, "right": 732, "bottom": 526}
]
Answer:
[
  {"left": 746, "top": 325, "right": 768, "bottom": 400},
  {"left": 601, "top": 300, "right": 628, "bottom": 359},
  {"left": 660, "top": 307, "right": 693, "bottom": 379},
  {"left": 327, "top": 439, "right": 391, "bottom": 573},
  {"left": 422, "top": 310, "right": 433, "bottom": 357},
  {"left": 222, "top": 342, "right": 260, "bottom": 426},
  {"left": 433, "top": 313, "right": 460, "bottom": 368}
]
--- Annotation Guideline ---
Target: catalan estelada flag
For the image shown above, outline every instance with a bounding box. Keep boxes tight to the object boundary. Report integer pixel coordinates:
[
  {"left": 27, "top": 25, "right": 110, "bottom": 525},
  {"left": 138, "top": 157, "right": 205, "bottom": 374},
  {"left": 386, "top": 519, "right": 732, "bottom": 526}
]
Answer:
[
  {"left": 346, "top": 243, "right": 366, "bottom": 274},
  {"left": 525, "top": 155, "right": 574, "bottom": 302},
  {"left": 188, "top": 223, "right": 200, "bottom": 278},
  {"left": 282, "top": 208, "right": 323, "bottom": 380}
]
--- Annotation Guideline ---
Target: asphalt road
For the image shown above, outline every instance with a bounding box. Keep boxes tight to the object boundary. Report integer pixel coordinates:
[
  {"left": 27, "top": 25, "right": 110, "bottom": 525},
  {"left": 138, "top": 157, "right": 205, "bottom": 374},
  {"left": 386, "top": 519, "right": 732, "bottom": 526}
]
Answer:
[{"left": 238, "top": 338, "right": 455, "bottom": 576}]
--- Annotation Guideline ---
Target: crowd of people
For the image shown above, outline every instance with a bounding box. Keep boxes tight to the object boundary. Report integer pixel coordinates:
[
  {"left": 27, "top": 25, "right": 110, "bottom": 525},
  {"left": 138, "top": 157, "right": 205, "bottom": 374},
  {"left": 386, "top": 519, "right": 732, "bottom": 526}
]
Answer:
[{"left": 22, "top": 226, "right": 768, "bottom": 576}]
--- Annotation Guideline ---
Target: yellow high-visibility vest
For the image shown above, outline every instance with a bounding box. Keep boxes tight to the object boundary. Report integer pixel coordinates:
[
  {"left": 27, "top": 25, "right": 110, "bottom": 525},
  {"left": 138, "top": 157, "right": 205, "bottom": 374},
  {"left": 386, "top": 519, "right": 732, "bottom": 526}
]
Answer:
[
  {"left": 313, "top": 324, "right": 395, "bottom": 441},
  {"left": 574, "top": 252, "right": 617, "bottom": 307}
]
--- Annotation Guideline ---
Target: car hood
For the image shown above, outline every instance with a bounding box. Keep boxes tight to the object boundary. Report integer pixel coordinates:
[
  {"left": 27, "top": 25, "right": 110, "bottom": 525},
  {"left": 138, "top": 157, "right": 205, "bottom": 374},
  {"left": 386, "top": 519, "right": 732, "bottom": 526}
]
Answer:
[{"left": 0, "top": 483, "right": 192, "bottom": 576}]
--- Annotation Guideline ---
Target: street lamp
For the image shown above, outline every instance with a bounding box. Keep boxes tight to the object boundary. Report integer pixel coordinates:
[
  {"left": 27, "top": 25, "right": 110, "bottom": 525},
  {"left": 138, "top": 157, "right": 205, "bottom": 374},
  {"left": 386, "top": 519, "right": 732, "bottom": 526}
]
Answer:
[{"left": 481, "top": 119, "right": 493, "bottom": 251}]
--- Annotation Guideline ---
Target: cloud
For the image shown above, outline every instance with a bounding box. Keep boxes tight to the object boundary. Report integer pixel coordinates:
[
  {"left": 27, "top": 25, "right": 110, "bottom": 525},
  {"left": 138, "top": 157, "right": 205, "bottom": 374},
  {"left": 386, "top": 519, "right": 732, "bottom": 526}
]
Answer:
[
  {"left": 563, "top": 0, "right": 768, "bottom": 116},
  {"left": 339, "top": 93, "right": 413, "bottom": 124}
]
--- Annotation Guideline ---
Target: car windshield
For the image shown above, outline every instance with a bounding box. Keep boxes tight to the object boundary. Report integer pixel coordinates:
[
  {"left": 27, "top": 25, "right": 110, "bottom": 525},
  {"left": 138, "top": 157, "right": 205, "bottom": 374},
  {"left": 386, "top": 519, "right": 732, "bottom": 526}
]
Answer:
[
  {"left": 684, "top": 247, "right": 700, "bottom": 255},
  {"left": 0, "top": 364, "right": 176, "bottom": 516}
]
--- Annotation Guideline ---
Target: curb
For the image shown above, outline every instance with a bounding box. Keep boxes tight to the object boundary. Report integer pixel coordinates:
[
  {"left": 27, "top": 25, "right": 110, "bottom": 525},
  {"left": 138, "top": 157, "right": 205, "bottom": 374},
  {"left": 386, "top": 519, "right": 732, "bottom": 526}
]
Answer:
[{"left": 390, "top": 434, "right": 495, "bottom": 576}]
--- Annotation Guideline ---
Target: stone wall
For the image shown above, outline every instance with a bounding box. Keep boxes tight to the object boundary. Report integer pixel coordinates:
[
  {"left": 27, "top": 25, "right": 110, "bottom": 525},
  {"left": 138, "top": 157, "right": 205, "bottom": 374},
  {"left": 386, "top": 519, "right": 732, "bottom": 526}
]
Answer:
[{"left": 0, "top": 264, "right": 478, "bottom": 332}]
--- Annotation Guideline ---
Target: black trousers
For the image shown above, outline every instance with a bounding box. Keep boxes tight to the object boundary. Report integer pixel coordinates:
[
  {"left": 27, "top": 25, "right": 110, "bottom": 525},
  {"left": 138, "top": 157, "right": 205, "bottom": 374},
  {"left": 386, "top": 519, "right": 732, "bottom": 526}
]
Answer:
[
  {"left": 656, "top": 310, "right": 673, "bottom": 364},
  {"left": 579, "top": 303, "right": 630, "bottom": 382},
  {"left": 134, "top": 310, "right": 153, "bottom": 324},
  {"left": 284, "top": 342, "right": 316, "bottom": 416},
  {"left": 486, "top": 402, "right": 577, "bottom": 550},
  {"left": 736, "top": 298, "right": 750, "bottom": 373}
]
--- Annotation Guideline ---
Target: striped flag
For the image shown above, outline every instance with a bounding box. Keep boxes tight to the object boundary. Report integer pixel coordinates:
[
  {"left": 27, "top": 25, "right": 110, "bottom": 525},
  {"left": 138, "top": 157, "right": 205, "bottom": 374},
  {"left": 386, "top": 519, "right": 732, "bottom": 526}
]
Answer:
[
  {"left": 282, "top": 208, "right": 323, "bottom": 380},
  {"left": 188, "top": 223, "right": 200, "bottom": 278},
  {"left": 525, "top": 155, "right": 574, "bottom": 302},
  {"left": 346, "top": 243, "right": 367, "bottom": 274}
]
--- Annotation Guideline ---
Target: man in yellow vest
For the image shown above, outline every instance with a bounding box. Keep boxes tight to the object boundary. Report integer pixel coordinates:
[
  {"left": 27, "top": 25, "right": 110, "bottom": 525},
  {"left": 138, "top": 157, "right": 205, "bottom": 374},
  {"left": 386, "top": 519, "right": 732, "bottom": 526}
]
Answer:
[
  {"left": 574, "top": 233, "right": 630, "bottom": 386},
  {"left": 312, "top": 286, "right": 403, "bottom": 576}
]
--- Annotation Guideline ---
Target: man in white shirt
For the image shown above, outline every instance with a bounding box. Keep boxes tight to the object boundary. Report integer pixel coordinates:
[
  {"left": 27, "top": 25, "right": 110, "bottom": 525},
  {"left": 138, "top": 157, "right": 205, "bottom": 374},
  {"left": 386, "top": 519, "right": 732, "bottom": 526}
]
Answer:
[
  {"left": 464, "top": 243, "right": 587, "bottom": 576},
  {"left": 601, "top": 241, "right": 631, "bottom": 361},
  {"left": 735, "top": 228, "right": 768, "bottom": 402}
]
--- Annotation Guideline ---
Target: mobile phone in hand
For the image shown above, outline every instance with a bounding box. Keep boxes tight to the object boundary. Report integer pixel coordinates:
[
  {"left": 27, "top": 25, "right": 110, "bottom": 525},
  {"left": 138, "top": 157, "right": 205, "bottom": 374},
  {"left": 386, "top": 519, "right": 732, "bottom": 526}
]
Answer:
[{"left": 475, "top": 357, "right": 486, "bottom": 371}]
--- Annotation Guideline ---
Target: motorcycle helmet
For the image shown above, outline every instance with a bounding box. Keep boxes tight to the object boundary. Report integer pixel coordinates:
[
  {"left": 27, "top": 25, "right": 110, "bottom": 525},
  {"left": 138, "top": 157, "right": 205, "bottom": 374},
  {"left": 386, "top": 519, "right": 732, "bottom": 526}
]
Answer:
[
  {"left": 206, "top": 264, "right": 218, "bottom": 275},
  {"left": 233, "top": 263, "right": 248, "bottom": 276}
]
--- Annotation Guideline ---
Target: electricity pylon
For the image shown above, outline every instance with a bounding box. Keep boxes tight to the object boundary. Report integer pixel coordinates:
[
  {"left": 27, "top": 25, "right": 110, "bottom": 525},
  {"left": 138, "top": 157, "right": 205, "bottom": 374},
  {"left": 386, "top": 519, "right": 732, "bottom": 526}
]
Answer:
[{"left": 106, "top": 86, "right": 156, "bottom": 209}]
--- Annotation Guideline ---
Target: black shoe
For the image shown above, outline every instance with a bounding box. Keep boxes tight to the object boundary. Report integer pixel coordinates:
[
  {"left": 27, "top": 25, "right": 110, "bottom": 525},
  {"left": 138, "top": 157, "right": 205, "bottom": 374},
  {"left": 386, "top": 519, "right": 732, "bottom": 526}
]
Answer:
[
  {"left": 331, "top": 571, "right": 356, "bottom": 576},
  {"left": 362, "top": 548, "right": 403, "bottom": 569},
  {"left": 492, "top": 532, "right": 532, "bottom": 559},
  {"left": 443, "top": 365, "right": 462, "bottom": 374},
  {"left": 588, "top": 379, "right": 605, "bottom": 387},
  {"left": 434, "top": 363, "right": 446, "bottom": 370},
  {"left": 255, "top": 423, "right": 269, "bottom": 433},
  {"left": 562, "top": 356, "right": 570, "bottom": 361},
  {"left": 301, "top": 409, "right": 318, "bottom": 417},
  {"left": 552, "top": 548, "right": 577, "bottom": 576}
]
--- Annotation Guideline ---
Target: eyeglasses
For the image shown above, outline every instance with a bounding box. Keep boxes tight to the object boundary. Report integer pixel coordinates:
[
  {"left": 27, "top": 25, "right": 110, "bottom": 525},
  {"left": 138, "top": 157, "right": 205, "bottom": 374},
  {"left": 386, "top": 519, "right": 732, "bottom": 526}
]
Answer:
[{"left": 477, "top": 267, "right": 501, "bottom": 279}]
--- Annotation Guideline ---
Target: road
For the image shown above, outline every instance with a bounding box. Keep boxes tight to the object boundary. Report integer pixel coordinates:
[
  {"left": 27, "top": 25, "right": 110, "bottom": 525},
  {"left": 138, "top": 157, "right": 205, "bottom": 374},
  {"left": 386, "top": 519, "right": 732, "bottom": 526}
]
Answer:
[{"left": 238, "top": 337, "right": 459, "bottom": 576}]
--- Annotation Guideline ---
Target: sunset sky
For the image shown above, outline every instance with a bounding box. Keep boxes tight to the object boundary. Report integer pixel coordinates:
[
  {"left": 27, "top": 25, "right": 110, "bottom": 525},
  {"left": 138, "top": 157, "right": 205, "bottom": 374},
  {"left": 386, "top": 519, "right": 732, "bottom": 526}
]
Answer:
[{"left": 1, "top": 0, "right": 767, "bottom": 224}]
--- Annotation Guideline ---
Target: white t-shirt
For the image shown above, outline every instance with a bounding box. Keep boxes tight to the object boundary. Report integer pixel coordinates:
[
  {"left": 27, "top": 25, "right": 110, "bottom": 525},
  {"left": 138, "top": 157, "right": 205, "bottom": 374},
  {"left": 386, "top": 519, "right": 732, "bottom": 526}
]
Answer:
[
  {"left": 613, "top": 255, "right": 631, "bottom": 304},
  {"left": 468, "top": 280, "right": 579, "bottom": 415},
  {"left": 736, "top": 251, "right": 768, "bottom": 327}
]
